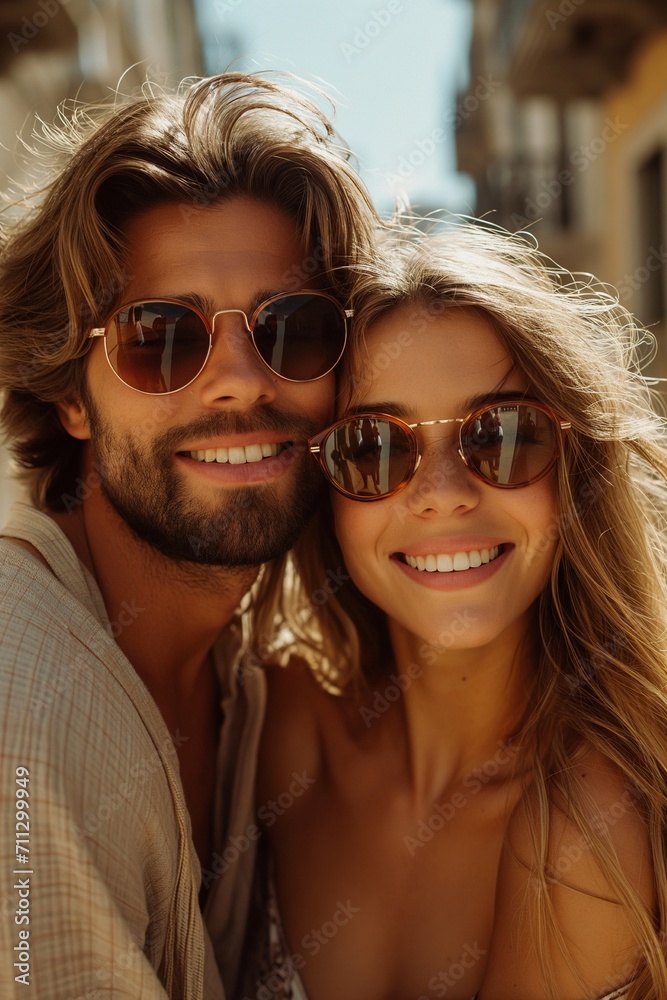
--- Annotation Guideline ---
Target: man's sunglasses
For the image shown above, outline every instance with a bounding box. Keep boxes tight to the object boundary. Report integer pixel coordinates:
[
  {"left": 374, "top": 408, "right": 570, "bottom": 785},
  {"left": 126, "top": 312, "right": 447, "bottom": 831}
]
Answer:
[
  {"left": 309, "top": 401, "right": 571, "bottom": 500},
  {"left": 89, "top": 291, "right": 351, "bottom": 393}
]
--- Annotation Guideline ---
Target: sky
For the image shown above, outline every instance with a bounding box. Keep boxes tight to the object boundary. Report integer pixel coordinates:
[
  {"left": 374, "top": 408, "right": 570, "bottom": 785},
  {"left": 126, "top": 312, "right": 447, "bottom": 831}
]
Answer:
[{"left": 194, "top": 0, "right": 475, "bottom": 217}]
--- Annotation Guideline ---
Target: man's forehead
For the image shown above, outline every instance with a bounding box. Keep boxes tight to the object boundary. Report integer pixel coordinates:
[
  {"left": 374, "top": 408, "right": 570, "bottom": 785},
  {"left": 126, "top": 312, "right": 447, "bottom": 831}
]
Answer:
[{"left": 119, "top": 200, "right": 315, "bottom": 300}]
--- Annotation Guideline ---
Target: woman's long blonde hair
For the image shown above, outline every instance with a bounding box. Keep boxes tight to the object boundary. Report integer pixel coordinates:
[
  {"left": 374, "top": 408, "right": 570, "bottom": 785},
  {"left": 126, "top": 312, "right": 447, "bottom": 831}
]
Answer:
[{"left": 253, "top": 222, "right": 667, "bottom": 998}]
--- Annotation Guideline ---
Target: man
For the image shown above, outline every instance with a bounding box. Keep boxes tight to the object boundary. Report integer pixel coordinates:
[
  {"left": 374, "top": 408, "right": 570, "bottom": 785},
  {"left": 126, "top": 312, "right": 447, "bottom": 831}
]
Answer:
[{"left": 0, "top": 72, "right": 377, "bottom": 997}]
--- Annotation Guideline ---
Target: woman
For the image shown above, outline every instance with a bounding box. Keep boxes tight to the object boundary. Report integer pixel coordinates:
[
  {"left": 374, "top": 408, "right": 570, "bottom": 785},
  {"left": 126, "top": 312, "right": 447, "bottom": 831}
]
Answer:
[{"left": 241, "top": 225, "right": 667, "bottom": 1000}]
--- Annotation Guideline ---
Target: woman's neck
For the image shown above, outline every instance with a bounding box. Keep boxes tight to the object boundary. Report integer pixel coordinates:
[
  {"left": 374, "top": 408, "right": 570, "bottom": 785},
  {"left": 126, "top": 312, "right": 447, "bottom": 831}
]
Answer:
[{"left": 384, "top": 612, "right": 537, "bottom": 808}]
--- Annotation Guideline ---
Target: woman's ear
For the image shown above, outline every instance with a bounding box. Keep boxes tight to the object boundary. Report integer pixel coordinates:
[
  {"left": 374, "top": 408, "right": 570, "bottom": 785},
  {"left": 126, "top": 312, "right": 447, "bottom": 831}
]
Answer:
[{"left": 55, "top": 396, "right": 91, "bottom": 441}]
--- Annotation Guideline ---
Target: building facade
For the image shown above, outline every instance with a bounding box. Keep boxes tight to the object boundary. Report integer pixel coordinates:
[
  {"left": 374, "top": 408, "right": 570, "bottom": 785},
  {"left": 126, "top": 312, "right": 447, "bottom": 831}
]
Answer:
[{"left": 457, "top": 0, "right": 667, "bottom": 374}]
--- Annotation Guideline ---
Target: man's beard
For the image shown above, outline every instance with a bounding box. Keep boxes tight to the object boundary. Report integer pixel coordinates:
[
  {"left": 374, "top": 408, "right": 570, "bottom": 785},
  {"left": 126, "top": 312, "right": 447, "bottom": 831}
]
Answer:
[{"left": 83, "top": 395, "right": 325, "bottom": 568}]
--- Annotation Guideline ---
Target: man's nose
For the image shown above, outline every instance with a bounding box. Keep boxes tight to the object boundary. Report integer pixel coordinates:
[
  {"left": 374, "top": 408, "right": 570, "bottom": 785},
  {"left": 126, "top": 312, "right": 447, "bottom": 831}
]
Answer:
[{"left": 193, "top": 310, "right": 277, "bottom": 408}]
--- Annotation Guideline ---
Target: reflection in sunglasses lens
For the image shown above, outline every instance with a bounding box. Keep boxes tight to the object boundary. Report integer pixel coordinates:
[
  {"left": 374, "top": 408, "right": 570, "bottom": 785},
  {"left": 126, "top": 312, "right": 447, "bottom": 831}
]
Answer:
[
  {"left": 112, "top": 303, "right": 209, "bottom": 393},
  {"left": 464, "top": 406, "right": 556, "bottom": 486},
  {"left": 324, "top": 418, "right": 414, "bottom": 498},
  {"left": 254, "top": 295, "right": 346, "bottom": 381},
  {"left": 107, "top": 293, "right": 346, "bottom": 391},
  {"left": 322, "top": 405, "right": 559, "bottom": 498}
]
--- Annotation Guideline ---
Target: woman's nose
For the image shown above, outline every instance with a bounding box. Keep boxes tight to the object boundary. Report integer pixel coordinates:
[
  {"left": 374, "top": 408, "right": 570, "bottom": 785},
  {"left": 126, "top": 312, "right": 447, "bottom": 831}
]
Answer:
[{"left": 402, "top": 436, "right": 481, "bottom": 517}]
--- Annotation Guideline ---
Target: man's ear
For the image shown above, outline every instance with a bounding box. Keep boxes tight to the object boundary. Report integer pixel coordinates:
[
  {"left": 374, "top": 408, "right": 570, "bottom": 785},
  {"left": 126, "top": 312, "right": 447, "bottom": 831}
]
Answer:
[{"left": 55, "top": 396, "right": 91, "bottom": 441}]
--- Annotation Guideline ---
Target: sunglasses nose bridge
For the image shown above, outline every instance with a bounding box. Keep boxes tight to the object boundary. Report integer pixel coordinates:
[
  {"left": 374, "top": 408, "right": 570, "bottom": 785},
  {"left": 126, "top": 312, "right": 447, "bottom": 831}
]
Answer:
[
  {"left": 405, "top": 423, "right": 477, "bottom": 501},
  {"left": 209, "top": 307, "right": 252, "bottom": 335},
  {"left": 199, "top": 307, "right": 280, "bottom": 394},
  {"left": 208, "top": 307, "right": 259, "bottom": 363},
  {"left": 413, "top": 420, "right": 462, "bottom": 458}
]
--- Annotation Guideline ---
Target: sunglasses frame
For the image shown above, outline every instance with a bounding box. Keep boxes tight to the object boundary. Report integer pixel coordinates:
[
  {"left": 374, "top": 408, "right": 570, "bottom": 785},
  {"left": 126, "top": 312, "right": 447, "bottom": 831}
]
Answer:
[
  {"left": 89, "top": 289, "right": 353, "bottom": 394},
  {"left": 309, "top": 400, "right": 571, "bottom": 501}
]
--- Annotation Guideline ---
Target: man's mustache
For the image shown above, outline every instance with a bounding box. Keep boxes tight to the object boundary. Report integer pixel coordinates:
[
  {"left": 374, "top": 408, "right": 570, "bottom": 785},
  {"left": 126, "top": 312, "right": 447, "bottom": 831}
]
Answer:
[{"left": 157, "top": 405, "right": 325, "bottom": 454}]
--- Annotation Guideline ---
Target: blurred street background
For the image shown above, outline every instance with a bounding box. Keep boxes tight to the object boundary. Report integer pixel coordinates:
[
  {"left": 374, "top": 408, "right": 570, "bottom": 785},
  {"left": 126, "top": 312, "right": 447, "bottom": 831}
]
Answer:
[{"left": 0, "top": 0, "right": 665, "bottom": 519}]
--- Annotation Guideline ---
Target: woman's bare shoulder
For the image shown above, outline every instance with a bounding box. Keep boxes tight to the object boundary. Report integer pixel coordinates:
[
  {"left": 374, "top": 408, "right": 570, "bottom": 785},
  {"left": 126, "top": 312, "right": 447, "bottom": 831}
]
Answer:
[
  {"left": 478, "top": 747, "right": 654, "bottom": 999},
  {"left": 514, "top": 747, "right": 652, "bottom": 901}
]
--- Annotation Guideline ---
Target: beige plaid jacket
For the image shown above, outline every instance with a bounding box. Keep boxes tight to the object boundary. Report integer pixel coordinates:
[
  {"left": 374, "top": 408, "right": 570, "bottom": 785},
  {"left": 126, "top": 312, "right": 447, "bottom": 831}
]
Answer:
[{"left": 0, "top": 503, "right": 266, "bottom": 998}]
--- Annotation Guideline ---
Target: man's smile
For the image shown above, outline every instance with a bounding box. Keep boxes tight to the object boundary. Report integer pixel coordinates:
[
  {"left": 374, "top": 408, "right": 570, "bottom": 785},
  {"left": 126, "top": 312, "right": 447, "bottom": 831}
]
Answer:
[{"left": 184, "top": 441, "right": 291, "bottom": 465}]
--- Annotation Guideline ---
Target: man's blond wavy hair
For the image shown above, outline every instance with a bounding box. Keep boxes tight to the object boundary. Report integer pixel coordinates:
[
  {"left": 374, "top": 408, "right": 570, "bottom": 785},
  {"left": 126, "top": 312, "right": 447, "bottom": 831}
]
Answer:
[
  {"left": 253, "top": 223, "right": 667, "bottom": 998},
  {"left": 0, "top": 71, "right": 379, "bottom": 510}
]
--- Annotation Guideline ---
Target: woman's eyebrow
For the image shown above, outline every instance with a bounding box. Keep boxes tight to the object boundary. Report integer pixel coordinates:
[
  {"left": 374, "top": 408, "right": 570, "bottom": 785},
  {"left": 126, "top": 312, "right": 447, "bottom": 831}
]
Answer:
[
  {"left": 344, "top": 401, "right": 416, "bottom": 420},
  {"left": 458, "top": 388, "right": 533, "bottom": 412},
  {"left": 344, "top": 389, "right": 533, "bottom": 421}
]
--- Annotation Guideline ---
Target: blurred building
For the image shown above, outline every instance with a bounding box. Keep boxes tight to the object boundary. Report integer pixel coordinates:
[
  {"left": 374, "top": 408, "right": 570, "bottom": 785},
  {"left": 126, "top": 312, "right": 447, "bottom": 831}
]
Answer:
[
  {"left": 0, "top": 0, "right": 202, "bottom": 522},
  {"left": 457, "top": 0, "right": 667, "bottom": 374}
]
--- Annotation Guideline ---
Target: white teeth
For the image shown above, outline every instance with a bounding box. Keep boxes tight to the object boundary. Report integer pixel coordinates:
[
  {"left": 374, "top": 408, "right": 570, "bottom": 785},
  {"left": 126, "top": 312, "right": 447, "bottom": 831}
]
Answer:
[
  {"left": 245, "top": 444, "right": 263, "bottom": 463},
  {"left": 187, "top": 443, "right": 281, "bottom": 465},
  {"left": 405, "top": 545, "right": 501, "bottom": 573}
]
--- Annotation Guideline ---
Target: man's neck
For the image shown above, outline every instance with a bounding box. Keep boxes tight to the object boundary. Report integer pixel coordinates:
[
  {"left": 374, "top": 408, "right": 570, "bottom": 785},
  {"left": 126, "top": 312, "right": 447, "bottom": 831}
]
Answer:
[
  {"left": 48, "top": 491, "right": 259, "bottom": 695},
  {"left": 47, "top": 490, "right": 261, "bottom": 870}
]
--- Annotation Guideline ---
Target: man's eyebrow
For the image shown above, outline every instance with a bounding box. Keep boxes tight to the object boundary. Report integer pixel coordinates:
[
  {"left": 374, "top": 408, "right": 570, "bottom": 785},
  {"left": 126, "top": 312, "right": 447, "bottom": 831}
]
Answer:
[
  {"left": 145, "top": 289, "right": 286, "bottom": 316},
  {"left": 344, "top": 389, "right": 532, "bottom": 421},
  {"left": 245, "top": 289, "right": 290, "bottom": 315},
  {"left": 167, "top": 292, "right": 215, "bottom": 313}
]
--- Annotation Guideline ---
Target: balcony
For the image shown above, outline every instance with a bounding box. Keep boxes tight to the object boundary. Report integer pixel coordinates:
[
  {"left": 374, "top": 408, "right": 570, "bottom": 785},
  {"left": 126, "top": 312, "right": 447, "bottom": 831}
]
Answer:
[{"left": 496, "top": 0, "right": 667, "bottom": 100}]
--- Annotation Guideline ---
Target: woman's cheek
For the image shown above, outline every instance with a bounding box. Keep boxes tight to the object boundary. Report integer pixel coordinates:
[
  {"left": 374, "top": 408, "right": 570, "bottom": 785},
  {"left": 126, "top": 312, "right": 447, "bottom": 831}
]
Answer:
[{"left": 332, "top": 494, "right": 384, "bottom": 597}]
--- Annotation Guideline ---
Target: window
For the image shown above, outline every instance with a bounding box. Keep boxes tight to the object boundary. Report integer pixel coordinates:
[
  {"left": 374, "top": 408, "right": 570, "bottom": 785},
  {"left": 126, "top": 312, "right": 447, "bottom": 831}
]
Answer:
[{"left": 637, "top": 148, "right": 666, "bottom": 326}]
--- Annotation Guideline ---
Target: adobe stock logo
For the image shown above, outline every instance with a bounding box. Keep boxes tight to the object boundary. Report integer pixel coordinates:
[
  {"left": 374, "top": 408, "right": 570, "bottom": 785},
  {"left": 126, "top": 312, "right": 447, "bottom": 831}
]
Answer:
[
  {"left": 340, "top": 1, "right": 404, "bottom": 62},
  {"left": 8, "top": 0, "right": 71, "bottom": 54},
  {"left": 545, "top": 0, "right": 585, "bottom": 30}
]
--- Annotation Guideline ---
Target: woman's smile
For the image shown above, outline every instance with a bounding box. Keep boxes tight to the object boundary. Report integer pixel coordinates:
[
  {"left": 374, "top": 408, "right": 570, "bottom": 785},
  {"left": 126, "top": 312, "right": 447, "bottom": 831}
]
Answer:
[
  {"left": 391, "top": 541, "right": 513, "bottom": 590},
  {"left": 333, "top": 305, "right": 558, "bottom": 651}
]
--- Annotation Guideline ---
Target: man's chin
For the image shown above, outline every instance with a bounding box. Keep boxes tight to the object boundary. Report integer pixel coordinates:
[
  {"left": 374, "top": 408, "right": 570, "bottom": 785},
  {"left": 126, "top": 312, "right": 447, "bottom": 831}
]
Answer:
[{"left": 101, "top": 475, "right": 322, "bottom": 568}]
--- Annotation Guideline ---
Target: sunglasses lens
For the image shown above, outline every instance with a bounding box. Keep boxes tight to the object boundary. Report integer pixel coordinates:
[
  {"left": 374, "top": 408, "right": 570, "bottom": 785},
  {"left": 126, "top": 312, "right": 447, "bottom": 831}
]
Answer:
[
  {"left": 321, "top": 417, "right": 414, "bottom": 498},
  {"left": 107, "top": 302, "right": 209, "bottom": 393},
  {"left": 464, "top": 404, "right": 558, "bottom": 486},
  {"left": 253, "top": 294, "right": 346, "bottom": 380}
]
